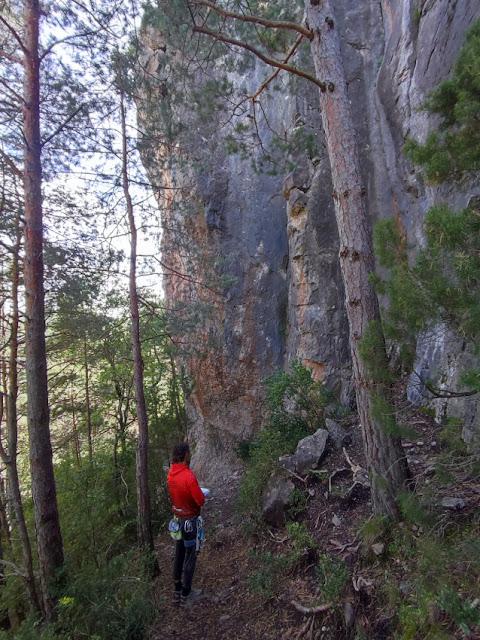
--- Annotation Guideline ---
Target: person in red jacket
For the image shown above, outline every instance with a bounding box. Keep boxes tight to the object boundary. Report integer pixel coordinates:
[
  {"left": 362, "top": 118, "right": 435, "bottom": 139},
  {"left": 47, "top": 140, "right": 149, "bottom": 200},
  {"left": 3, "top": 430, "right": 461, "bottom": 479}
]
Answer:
[{"left": 167, "top": 442, "right": 205, "bottom": 607}]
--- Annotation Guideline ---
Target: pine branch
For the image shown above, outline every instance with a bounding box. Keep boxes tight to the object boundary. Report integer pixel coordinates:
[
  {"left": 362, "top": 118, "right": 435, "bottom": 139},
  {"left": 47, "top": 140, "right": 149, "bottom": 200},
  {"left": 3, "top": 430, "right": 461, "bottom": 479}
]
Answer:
[
  {"left": 39, "top": 30, "right": 102, "bottom": 61},
  {"left": 0, "top": 48, "right": 23, "bottom": 65},
  {"left": 233, "top": 32, "right": 304, "bottom": 114},
  {"left": 193, "top": 26, "right": 326, "bottom": 91},
  {"left": 0, "top": 149, "right": 22, "bottom": 178},
  {"left": 0, "top": 15, "right": 27, "bottom": 55},
  {"left": 412, "top": 370, "right": 478, "bottom": 398},
  {"left": 41, "top": 104, "right": 85, "bottom": 147},
  {"left": 190, "top": 0, "right": 313, "bottom": 40},
  {"left": 0, "top": 76, "right": 24, "bottom": 103},
  {"left": 424, "top": 380, "right": 477, "bottom": 398}
]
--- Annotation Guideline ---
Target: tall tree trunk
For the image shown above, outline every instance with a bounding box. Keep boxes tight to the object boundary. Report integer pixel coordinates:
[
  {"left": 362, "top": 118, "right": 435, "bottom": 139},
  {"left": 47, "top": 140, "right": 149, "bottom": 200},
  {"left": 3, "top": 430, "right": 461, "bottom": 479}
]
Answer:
[
  {"left": 2, "top": 211, "right": 41, "bottom": 613},
  {"left": 23, "top": 0, "right": 64, "bottom": 618},
  {"left": 84, "top": 334, "right": 93, "bottom": 462},
  {"left": 118, "top": 70, "right": 154, "bottom": 552},
  {"left": 305, "top": 0, "right": 409, "bottom": 517}
]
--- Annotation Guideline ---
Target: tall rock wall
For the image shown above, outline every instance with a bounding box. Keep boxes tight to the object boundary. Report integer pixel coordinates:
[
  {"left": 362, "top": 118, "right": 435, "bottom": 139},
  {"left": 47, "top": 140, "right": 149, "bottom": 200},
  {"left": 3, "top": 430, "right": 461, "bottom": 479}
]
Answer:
[{"left": 140, "top": 0, "right": 480, "bottom": 480}]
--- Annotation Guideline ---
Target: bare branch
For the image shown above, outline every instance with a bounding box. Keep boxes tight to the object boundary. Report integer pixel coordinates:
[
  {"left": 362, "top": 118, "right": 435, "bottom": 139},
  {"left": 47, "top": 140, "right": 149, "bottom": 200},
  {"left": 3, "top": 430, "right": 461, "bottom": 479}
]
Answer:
[
  {"left": 232, "top": 32, "right": 304, "bottom": 116},
  {"left": 152, "top": 255, "right": 224, "bottom": 296},
  {"left": 190, "top": 0, "right": 313, "bottom": 40},
  {"left": 0, "top": 76, "right": 24, "bottom": 103},
  {"left": 0, "top": 238, "right": 20, "bottom": 255},
  {"left": 193, "top": 26, "right": 326, "bottom": 91}
]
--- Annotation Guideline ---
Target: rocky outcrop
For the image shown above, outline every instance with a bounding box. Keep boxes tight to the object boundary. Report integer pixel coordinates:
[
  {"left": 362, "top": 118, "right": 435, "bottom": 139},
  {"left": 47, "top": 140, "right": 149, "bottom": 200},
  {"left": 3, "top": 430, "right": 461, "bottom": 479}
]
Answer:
[
  {"left": 376, "top": 0, "right": 480, "bottom": 446},
  {"left": 139, "top": 1, "right": 480, "bottom": 480}
]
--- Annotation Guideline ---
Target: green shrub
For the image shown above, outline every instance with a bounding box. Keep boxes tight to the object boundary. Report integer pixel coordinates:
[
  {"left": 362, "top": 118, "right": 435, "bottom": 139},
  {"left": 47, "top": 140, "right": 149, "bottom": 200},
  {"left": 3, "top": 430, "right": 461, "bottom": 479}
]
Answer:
[
  {"left": 246, "top": 551, "right": 290, "bottom": 599},
  {"left": 287, "top": 488, "right": 308, "bottom": 519},
  {"left": 316, "top": 554, "right": 348, "bottom": 604},
  {"left": 237, "top": 362, "right": 334, "bottom": 520},
  {"left": 286, "top": 521, "right": 317, "bottom": 563}
]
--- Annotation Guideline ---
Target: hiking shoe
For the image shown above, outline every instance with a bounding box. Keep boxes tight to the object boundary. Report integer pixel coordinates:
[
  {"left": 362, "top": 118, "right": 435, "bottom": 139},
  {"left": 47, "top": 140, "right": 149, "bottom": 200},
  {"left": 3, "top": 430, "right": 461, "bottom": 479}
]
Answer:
[
  {"left": 173, "top": 590, "right": 181, "bottom": 604},
  {"left": 180, "top": 588, "right": 203, "bottom": 609}
]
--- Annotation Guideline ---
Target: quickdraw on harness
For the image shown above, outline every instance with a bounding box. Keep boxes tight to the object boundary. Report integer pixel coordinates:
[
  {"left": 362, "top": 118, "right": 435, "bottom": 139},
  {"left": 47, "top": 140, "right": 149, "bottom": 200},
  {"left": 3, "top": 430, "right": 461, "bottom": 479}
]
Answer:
[{"left": 196, "top": 516, "right": 205, "bottom": 552}]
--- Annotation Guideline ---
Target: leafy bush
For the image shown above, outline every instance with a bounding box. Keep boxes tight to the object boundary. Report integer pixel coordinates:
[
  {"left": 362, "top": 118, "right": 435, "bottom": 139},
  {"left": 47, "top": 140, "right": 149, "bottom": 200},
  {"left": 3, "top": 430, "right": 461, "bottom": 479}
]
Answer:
[
  {"left": 287, "top": 488, "right": 308, "bottom": 519},
  {"left": 0, "top": 551, "right": 155, "bottom": 640}
]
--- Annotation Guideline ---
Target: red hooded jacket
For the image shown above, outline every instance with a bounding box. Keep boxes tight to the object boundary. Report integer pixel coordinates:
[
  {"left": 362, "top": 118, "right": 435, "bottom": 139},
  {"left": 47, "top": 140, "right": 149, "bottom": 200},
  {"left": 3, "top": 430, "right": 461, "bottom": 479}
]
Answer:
[{"left": 167, "top": 463, "right": 205, "bottom": 519}]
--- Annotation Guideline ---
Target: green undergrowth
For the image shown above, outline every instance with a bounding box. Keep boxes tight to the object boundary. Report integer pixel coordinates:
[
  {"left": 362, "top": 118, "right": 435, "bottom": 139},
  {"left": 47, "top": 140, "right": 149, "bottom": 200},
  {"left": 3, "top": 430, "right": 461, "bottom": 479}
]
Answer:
[
  {"left": 236, "top": 362, "right": 336, "bottom": 522},
  {"left": 0, "top": 453, "right": 168, "bottom": 639},
  {"left": 389, "top": 519, "right": 480, "bottom": 639},
  {"left": 246, "top": 522, "right": 317, "bottom": 600},
  {"left": 0, "top": 551, "right": 157, "bottom": 640},
  {"left": 356, "top": 440, "right": 480, "bottom": 639}
]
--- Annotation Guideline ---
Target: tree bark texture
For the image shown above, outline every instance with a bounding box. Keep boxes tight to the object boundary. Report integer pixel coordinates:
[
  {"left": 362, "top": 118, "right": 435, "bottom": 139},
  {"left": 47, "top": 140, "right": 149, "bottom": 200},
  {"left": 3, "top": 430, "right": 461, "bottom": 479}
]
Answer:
[
  {"left": 119, "top": 78, "right": 154, "bottom": 551},
  {"left": 22, "top": 0, "right": 64, "bottom": 618},
  {"left": 305, "top": 0, "right": 409, "bottom": 517}
]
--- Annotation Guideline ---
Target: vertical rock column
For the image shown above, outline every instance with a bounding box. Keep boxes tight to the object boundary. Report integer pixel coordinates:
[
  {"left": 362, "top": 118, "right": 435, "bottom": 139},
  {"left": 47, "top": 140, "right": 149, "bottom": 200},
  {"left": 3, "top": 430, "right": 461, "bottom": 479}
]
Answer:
[{"left": 284, "top": 150, "right": 353, "bottom": 405}]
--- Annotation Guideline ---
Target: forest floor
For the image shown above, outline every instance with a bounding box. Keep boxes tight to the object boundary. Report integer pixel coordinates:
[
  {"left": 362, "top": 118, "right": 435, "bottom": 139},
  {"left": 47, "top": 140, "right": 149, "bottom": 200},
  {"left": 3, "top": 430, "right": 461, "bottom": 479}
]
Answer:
[{"left": 148, "top": 390, "right": 480, "bottom": 640}]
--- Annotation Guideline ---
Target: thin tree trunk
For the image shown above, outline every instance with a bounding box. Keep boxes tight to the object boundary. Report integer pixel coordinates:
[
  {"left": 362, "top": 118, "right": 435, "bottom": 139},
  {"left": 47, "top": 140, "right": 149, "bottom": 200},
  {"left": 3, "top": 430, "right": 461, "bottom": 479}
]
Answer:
[
  {"left": 23, "top": 0, "right": 64, "bottom": 618},
  {"left": 84, "top": 334, "right": 93, "bottom": 462},
  {"left": 118, "top": 67, "right": 154, "bottom": 552},
  {"left": 169, "top": 353, "right": 185, "bottom": 441},
  {"left": 0, "top": 479, "right": 11, "bottom": 548},
  {"left": 305, "top": 0, "right": 409, "bottom": 517},
  {"left": 2, "top": 211, "right": 41, "bottom": 613},
  {"left": 71, "top": 390, "right": 81, "bottom": 465}
]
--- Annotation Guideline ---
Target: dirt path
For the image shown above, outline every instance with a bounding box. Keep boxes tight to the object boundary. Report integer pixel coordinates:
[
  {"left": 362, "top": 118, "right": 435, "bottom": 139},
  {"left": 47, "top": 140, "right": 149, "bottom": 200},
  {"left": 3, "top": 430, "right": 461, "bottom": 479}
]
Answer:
[{"left": 149, "top": 474, "right": 300, "bottom": 640}]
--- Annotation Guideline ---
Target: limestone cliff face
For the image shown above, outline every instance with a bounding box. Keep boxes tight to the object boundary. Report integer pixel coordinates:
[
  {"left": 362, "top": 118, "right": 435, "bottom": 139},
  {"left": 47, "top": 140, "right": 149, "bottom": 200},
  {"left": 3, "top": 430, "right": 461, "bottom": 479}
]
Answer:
[
  {"left": 376, "top": 0, "right": 480, "bottom": 445},
  {"left": 140, "top": 1, "right": 480, "bottom": 480}
]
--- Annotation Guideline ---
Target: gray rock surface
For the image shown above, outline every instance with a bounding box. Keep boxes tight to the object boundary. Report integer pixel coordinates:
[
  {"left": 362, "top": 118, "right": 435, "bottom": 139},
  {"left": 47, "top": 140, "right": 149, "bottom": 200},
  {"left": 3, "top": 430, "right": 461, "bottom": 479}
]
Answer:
[
  {"left": 325, "top": 418, "right": 352, "bottom": 450},
  {"left": 344, "top": 602, "right": 355, "bottom": 629},
  {"left": 294, "top": 429, "right": 329, "bottom": 475},
  {"left": 261, "top": 473, "right": 295, "bottom": 529},
  {"left": 441, "top": 497, "right": 466, "bottom": 511}
]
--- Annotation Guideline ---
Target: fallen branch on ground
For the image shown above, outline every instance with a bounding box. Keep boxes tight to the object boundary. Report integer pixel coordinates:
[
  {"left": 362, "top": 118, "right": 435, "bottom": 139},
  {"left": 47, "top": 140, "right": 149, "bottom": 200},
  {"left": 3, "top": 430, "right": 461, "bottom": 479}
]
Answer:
[
  {"left": 329, "top": 536, "right": 360, "bottom": 553},
  {"left": 285, "top": 468, "right": 308, "bottom": 484},
  {"left": 291, "top": 600, "right": 331, "bottom": 615}
]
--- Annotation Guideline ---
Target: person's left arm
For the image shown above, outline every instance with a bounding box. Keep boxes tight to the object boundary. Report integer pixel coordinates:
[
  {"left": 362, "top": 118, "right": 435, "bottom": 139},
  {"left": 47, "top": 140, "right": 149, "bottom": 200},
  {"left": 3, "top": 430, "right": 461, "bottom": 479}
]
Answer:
[{"left": 189, "top": 472, "right": 206, "bottom": 507}]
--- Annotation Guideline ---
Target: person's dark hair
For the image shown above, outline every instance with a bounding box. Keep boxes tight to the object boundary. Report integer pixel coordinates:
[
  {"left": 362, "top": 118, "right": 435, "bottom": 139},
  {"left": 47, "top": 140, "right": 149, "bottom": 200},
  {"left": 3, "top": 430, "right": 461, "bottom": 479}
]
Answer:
[{"left": 172, "top": 442, "right": 190, "bottom": 463}]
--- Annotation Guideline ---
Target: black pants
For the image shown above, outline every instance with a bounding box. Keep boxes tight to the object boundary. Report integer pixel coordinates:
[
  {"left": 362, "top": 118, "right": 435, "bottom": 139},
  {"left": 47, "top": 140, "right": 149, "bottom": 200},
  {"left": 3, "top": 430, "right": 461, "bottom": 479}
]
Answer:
[{"left": 173, "top": 517, "right": 197, "bottom": 593}]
